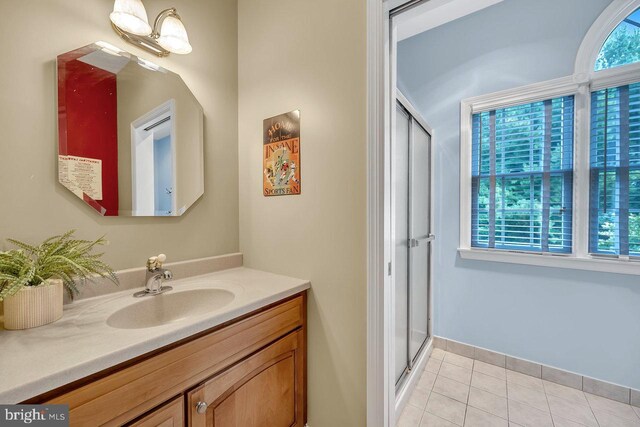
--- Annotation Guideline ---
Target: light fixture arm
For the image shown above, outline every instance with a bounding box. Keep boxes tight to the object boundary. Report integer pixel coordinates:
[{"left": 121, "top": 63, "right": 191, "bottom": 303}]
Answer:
[
  {"left": 150, "top": 8, "right": 180, "bottom": 39},
  {"left": 110, "top": 6, "right": 189, "bottom": 57}
]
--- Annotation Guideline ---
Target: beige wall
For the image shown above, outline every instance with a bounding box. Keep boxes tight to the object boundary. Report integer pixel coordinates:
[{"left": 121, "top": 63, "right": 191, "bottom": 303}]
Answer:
[
  {"left": 2, "top": 2, "right": 369, "bottom": 421},
  {"left": 238, "top": 1, "right": 367, "bottom": 426},
  {"left": 0, "top": 0, "right": 238, "bottom": 270}
]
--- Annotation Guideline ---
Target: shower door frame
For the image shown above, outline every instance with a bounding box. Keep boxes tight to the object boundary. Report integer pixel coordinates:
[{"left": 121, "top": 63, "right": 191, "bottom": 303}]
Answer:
[{"left": 392, "top": 91, "right": 434, "bottom": 394}]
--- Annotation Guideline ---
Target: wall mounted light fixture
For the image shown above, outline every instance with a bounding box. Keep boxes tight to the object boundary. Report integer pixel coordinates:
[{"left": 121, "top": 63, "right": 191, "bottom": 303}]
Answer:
[{"left": 109, "top": 0, "right": 192, "bottom": 57}]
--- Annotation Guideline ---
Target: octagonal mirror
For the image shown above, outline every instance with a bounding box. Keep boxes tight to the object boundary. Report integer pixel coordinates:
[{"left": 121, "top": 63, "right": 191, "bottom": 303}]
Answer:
[{"left": 57, "top": 42, "right": 204, "bottom": 216}]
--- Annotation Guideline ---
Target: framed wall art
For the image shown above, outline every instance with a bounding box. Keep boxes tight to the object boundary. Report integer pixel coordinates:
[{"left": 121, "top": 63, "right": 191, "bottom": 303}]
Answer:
[{"left": 263, "top": 110, "right": 301, "bottom": 196}]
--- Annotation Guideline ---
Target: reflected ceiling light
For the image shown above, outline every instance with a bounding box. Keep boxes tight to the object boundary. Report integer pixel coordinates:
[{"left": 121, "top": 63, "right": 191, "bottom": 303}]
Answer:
[
  {"left": 137, "top": 57, "right": 163, "bottom": 72},
  {"left": 109, "top": 1, "right": 192, "bottom": 57},
  {"left": 95, "top": 41, "right": 126, "bottom": 57}
]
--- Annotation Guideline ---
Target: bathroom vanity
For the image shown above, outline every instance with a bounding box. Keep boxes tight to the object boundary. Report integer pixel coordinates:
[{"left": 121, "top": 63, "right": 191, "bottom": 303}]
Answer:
[{"left": 0, "top": 267, "right": 309, "bottom": 427}]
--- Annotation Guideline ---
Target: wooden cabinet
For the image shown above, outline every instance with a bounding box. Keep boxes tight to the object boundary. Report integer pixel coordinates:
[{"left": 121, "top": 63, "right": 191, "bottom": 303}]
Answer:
[
  {"left": 129, "top": 396, "right": 184, "bottom": 427},
  {"left": 187, "top": 331, "right": 305, "bottom": 427},
  {"left": 32, "top": 293, "right": 307, "bottom": 427}
]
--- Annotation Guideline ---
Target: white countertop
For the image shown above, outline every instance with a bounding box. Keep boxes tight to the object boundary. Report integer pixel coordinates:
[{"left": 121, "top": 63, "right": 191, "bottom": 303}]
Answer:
[{"left": 0, "top": 267, "right": 310, "bottom": 404}]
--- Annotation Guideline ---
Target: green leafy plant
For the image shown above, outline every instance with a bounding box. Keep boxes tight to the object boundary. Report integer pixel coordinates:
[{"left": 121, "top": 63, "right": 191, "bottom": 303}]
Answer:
[{"left": 0, "top": 230, "right": 118, "bottom": 301}]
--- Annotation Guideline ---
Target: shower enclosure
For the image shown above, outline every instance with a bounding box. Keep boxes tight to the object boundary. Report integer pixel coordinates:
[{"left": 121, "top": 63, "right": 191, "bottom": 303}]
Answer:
[{"left": 393, "top": 94, "right": 433, "bottom": 387}]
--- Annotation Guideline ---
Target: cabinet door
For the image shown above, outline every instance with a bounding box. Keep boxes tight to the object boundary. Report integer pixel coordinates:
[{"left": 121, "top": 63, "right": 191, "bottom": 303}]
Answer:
[
  {"left": 130, "top": 396, "right": 184, "bottom": 427},
  {"left": 187, "top": 331, "right": 305, "bottom": 427}
]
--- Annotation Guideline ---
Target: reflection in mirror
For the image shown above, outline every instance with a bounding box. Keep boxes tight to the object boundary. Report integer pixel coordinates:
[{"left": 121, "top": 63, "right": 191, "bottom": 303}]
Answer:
[{"left": 57, "top": 42, "right": 204, "bottom": 216}]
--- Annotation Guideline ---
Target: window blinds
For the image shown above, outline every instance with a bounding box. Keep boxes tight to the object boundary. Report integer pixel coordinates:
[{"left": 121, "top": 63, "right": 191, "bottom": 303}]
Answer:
[
  {"left": 471, "top": 96, "right": 575, "bottom": 253},
  {"left": 589, "top": 82, "right": 640, "bottom": 257}
]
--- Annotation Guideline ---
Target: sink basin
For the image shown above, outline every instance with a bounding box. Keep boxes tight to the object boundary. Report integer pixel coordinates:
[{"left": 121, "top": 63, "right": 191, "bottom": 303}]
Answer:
[{"left": 107, "top": 289, "right": 235, "bottom": 329}]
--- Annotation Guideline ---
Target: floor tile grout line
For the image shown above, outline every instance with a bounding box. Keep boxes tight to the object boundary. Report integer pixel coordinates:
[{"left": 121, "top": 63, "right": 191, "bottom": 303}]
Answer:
[
  {"left": 583, "top": 392, "right": 602, "bottom": 427},
  {"left": 548, "top": 386, "right": 604, "bottom": 410},
  {"left": 468, "top": 381, "right": 506, "bottom": 400},
  {"left": 442, "top": 345, "right": 640, "bottom": 404},
  {"left": 406, "top": 401, "right": 424, "bottom": 412},
  {"left": 443, "top": 361, "right": 475, "bottom": 371},
  {"left": 547, "top": 387, "right": 602, "bottom": 427},
  {"left": 507, "top": 380, "right": 561, "bottom": 426},
  {"left": 543, "top": 381, "right": 600, "bottom": 411},
  {"left": 435, "top": 366, "right": 470, "bottom": 406},
  {"left": 403, "top": 361, "right": 439, "bottom": 425},
  {"left": 417, "top": 406, "right": 425, "bottom": 427},
  {"left": 438, "top": 367, "right": 473, "bottom": 388},
  {"left": 505, "top": 368, "right": 549, "bottom": 395},
  {"left": 508, "top": 380, "right": 554, "bottom": 414},
  {"left": 469, "top": 405, "right": 510, "bottom": 424},
  {"left": 543, "top": 377, "right": 558, "bottom": 427},
  {"left": 434, "top": 374, "right": 472, "bottom": 406},
  {"left": 476, "top": 357, "right": 579, "bottom": 423},
  {"left": 423, "top": 410, "right": 458, "bottom": 427},
  {"left": 427, "top": 390, "right": 466, "bottom": 426},
  {"left": 461, "top": 360, "right": 474, "bottom": 426},
  {"left": 549, "top": 413, "right": 593, "bottom": 427},
  {"left": 506, "top": 380, "right": 512, "bottom": 424},
  {"left": 472, "top": 363, "right": 507, "bottom": 381},
  {"left": 442, "top": 359, "right": 474, "bottom": 371},
  {"left": 421, "top": 368, "right": 446, "bottom": 426},
  {"left": 585, "top": 392, "right": 640, "bottom": 422},
  {"left": 419, "top": 356, "right": 640, "bottom": 427}
]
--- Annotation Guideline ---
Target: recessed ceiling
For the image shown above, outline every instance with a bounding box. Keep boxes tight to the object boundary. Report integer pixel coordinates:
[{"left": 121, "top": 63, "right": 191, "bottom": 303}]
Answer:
[{"left": 396, "top": 0, "right": 504, "bottom": 41}]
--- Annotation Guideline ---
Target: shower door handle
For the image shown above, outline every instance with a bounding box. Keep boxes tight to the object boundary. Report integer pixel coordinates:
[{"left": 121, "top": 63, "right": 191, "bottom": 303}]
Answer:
[{"left": 409, "top": 234, "right": 435, "bottom": 248}]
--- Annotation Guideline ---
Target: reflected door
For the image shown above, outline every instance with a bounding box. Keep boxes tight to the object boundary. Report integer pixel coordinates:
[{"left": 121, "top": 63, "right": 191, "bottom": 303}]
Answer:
[
  {"left": 133, "top": 134, "right": 155, "bottom": 216},
  {"left": 394, "top": 99, "right": 433, "bottom": 386},
  {"left": 153, "top": 136, "right": 174, "bottom": 215},
  {"left": 131, "top": 101, "right": 176, "bottom": 216}
]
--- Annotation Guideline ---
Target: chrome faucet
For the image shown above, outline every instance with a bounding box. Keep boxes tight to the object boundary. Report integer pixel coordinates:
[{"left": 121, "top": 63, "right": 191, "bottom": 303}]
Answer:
[{"left": 134, "top": 254, "right": 173, "bottom": 297}]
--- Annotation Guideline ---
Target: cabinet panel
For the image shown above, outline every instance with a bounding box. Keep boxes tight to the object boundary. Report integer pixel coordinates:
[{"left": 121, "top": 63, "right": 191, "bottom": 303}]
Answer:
[
  {"left": 129, "top": 396, "right": 184, "bottom": 427},
  {"left": 44, "top": 294, "right": 305, "bottom": 427},
  {"left": 188, "top": 331, "right": 304, "bottom": 427}
]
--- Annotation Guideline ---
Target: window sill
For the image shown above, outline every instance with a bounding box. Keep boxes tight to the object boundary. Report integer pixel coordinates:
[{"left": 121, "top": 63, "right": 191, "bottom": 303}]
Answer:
[{"left": 458, "top": 248, "right": 640, "bottom": 276}]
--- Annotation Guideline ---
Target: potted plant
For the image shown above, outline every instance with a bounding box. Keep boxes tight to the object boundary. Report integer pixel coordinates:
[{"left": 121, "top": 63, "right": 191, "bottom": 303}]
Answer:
[{"left": 0, "top": 230, "right": 118, "bottom": 330}]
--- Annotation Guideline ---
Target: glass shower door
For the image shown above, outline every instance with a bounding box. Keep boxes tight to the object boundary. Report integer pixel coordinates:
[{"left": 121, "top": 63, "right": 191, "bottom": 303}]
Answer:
[
  {"left": 394, "top": 105, "right": 410, "bottom": 384},
  {"left": 394, "top": 99, "right": 432, "bottom": 386},
  {"left": 409, "top": 121, "right": 431, "bottom": 362}
]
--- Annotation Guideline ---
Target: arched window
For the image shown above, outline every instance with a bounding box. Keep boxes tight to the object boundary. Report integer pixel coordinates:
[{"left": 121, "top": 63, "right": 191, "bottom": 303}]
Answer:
[
  {"left": 586, "top": 3, "right": 640, "bottom": 257},
  {"left": 595, "top": 7, "right": 640, "bottom": 71},
  {"left": 460, "top": 0, "right": 640, "bottom": 274},
  {"left": 575, "top": 0, "right": 640, "bottom": 77}
]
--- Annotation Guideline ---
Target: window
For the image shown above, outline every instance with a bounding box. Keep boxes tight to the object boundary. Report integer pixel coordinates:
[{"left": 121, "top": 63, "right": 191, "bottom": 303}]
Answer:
[
  {"left": 589, "top": 82, "right": 640, "bottom": 256},
  {"left": 471, "top": 97, "right": 574, "bottom": 253},
  {"left": 595, "top": 8, "right": 640, "bottom": 71},
  {"left": 459, "top": 0, "right": 640, "bottom": 274}
]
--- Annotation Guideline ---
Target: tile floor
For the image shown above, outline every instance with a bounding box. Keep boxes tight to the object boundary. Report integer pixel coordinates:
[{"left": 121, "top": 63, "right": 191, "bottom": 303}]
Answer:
[{"left": 397, "top": 348, "right": 640, "bottom": 427}]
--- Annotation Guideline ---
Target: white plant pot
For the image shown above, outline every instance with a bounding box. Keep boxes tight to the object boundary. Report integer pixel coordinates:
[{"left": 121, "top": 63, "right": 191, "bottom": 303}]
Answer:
[{"left": 3, "top": 279, "right": 64, "bottom": 330}]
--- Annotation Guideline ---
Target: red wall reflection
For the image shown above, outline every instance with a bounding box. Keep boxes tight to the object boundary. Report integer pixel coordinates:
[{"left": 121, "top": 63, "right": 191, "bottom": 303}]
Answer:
[{"left": 58, "top": 48, "right": 119, "bottom": 216}]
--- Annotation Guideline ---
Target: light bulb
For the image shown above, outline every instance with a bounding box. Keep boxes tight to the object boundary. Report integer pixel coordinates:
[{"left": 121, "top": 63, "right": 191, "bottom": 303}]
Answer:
[
  {"left": 157, "top": 15, "right": 192, "bottom": 54},
  {"left": 110, "top": 0, "right": 152, "bottom": 36}
]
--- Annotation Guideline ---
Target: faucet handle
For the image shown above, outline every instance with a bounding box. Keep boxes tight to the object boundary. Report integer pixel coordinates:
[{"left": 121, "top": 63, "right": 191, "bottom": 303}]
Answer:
[
  {"left": 146, "top": 254, "right": 167, "bottom": 271},
  {"left": 157, "top": 253, "right": 167, "bottom": 268}
]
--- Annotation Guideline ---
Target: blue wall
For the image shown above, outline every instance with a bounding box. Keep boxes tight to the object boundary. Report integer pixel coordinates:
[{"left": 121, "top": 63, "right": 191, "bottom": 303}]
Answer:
[
  {"left": 398, "top": 0, "right": 640, "bottom": 389},
  {"left": 153, "top": 135, "right": 173, "bottom": 215}
]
